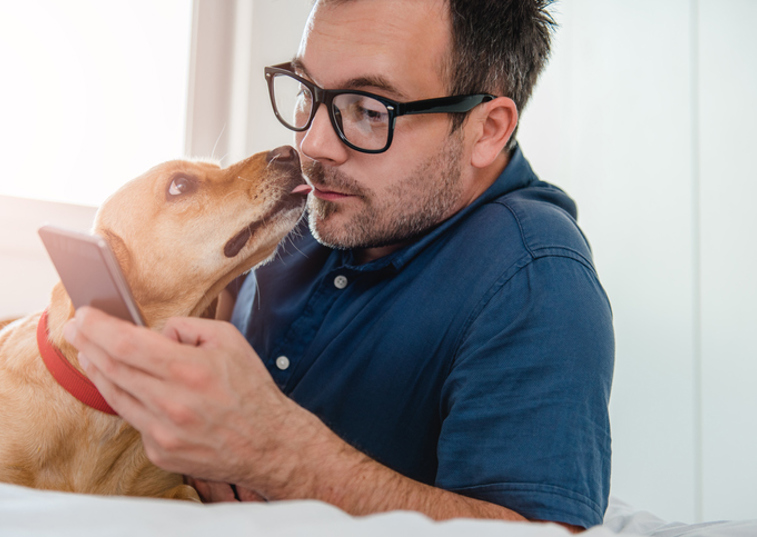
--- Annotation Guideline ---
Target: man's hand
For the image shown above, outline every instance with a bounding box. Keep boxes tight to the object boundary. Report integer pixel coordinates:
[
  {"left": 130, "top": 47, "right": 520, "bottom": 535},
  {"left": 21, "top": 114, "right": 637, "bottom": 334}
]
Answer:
[{"left": 63, "top": 307, "right": 311, "bottom": 493}]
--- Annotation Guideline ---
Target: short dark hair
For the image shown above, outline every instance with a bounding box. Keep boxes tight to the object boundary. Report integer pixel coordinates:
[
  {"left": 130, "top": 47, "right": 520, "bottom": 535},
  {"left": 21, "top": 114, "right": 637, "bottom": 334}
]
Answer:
[{"left": 444, "top": 0, "right": 557, "bottom": 148}]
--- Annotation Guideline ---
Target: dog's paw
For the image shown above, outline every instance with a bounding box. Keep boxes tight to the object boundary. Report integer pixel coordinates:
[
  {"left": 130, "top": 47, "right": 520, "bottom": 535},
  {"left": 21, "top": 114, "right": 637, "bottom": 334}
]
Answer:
[{"left": 163, "top": 484, "right": 202, "bottom": 502}]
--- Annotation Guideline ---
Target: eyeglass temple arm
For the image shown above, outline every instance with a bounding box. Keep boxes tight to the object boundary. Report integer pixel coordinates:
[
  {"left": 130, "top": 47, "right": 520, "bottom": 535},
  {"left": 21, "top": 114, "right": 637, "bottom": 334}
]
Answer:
[{"left": 398, "top": 94, "right": 496, "bottom": 116}]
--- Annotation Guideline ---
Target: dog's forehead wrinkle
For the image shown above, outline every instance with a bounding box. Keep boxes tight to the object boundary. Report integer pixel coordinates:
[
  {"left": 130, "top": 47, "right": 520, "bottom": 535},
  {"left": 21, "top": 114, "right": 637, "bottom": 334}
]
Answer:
[
  {"left": 159, "top": 161, "right": 220, "bottom": 190},
  {"left": 99, "top": 227, "right": 124, "bottom": 245}
]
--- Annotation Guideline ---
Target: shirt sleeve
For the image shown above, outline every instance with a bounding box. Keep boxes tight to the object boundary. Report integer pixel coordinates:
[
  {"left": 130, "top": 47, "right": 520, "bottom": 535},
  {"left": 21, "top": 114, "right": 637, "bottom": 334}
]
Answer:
[{"left": 435, "top": 253, "right": 614, "bottom": 528}]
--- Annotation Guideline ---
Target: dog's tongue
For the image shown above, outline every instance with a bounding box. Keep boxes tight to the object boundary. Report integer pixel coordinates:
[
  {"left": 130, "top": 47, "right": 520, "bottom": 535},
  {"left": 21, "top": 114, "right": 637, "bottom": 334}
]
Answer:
[{"left": 291, "top": 184, "right": 312, "bottom": 195}]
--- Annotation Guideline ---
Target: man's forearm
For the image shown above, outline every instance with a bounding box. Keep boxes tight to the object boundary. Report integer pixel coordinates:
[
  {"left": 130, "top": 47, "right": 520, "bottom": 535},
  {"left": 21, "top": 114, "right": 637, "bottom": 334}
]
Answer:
[
  {"left": 255, "top": 410, "right": 584, "bottom": 533},
  {"left": 246, "top": 403, "right": 526, "bottom": 522},
  {"left": 311, "top": 446, "right": 526, "bottom": 521}
]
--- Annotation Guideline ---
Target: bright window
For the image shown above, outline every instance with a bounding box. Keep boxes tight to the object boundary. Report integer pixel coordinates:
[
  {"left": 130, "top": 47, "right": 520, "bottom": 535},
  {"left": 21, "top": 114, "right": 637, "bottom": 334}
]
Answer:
[{"left": 0, "top": 1, "right": 192, "bottom": 207}]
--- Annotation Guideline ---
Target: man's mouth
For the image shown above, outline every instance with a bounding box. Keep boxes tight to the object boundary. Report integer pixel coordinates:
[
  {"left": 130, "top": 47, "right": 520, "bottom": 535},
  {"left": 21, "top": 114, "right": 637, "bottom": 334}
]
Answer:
[
  {"left": 291, "top": 181, "right": 352, "bottom": 201},
  {"left": 311, "top": 185, "right": 354, "bottom": 201},
  {"left": 302, "top": 161, "right": 363, "bottom": 202}
]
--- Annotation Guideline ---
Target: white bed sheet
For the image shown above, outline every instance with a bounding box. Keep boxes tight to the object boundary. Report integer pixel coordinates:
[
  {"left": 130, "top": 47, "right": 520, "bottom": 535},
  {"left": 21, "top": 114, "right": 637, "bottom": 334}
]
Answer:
[
  {"left": 603, "top": 497, "right": 757, "bottom": 537},
  {"left": 1, "top": 482, "right": 755, "bottom": 537}
]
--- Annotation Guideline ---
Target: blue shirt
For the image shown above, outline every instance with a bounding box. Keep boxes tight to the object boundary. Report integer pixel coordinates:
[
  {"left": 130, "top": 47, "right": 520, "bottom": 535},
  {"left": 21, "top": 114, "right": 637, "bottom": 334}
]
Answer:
[{"left": 232, "top": 146, "right": 614, "bottom": 527}]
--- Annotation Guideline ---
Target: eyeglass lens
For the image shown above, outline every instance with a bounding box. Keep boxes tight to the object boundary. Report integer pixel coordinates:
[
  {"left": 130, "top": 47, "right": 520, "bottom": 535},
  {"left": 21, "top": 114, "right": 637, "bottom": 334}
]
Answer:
[{"left": 271, "top": 73, "right": 391, "bottom": 152}]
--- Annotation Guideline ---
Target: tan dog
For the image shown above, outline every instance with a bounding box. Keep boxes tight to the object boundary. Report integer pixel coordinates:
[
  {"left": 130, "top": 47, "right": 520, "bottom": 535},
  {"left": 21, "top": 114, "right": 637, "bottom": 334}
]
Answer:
[{"left": 0, "top": 146, "right": 308, "bottom": 500}]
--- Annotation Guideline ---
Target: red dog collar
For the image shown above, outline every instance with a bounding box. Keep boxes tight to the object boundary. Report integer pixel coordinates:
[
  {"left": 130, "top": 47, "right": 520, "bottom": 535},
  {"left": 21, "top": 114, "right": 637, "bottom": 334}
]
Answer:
[{"left": 37, "top": 309, "right": 118, "bottom": 416}]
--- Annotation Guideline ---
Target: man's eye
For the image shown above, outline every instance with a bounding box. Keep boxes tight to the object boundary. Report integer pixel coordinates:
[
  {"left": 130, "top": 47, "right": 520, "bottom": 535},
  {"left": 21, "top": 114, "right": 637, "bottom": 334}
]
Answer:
[
  {"left": 167, "top": 176, "right": 196, "bottom": 197},
  {"left": 349, "top": 100, "right": 387, "bottom": 123},
  {"left": 362, "top": 107, "right": 385, "bottom": 121}
]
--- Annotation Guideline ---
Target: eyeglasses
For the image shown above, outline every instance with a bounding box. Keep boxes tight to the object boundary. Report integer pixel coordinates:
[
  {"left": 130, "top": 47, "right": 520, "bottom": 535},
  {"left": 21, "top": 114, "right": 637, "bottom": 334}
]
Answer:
[{"left": 264, "top": 63, "right": 496, "bottom": 154}]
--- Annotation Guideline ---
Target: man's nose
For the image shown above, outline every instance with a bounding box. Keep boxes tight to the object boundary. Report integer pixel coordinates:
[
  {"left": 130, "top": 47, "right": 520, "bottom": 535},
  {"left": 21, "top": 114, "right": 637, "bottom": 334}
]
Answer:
[{"left": 297, "top": 103, "right": 349, "bottom": 165}]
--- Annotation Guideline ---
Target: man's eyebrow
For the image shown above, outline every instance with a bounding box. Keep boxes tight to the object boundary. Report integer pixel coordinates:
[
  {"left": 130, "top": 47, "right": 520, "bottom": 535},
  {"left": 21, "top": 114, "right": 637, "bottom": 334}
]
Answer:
[
  {"left": 343, "top": 76, "right": 407, "bottom": 99},
  {"left": 290, "top": 58, "right": 408, "bottom": 100},
  {"left": 290, "top": 58, "right": 310, "bottom": 77}
]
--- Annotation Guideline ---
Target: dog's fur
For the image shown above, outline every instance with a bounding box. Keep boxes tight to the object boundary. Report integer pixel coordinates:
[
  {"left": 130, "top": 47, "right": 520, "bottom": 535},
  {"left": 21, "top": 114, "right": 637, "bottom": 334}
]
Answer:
[{"left": 0, "top": 147, "right": 307, "bottom": 500}]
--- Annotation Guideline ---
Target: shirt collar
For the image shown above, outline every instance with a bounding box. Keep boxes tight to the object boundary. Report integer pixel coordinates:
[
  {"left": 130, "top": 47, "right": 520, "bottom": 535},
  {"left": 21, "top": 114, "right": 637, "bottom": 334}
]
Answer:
[{"left": 337, "top": 144, "right": 538, "bottom": 272}]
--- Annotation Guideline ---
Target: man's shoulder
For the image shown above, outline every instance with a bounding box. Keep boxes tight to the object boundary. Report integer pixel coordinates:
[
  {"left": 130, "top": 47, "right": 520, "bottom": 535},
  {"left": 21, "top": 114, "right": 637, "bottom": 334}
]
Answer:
[{"left": 459, "top": 179, "right": 594, "bottom": 269}]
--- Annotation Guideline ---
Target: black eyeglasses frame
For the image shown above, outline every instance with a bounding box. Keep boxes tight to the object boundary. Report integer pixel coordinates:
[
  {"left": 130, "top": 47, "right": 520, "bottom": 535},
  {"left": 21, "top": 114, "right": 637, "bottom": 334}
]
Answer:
[{"left": 264, "top": 62, "right": 497, "bottom": 154}]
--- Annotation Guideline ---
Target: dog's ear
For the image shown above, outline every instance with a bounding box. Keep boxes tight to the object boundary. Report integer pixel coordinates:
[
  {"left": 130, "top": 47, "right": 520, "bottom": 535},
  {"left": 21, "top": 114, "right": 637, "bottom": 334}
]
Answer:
[
  {"left": 47, "top": 281, "right": 77, "bottom": 349},
  {"left": 50, "top": 282, "right": 75, "bottom": 317},
  {"left": 99, "top": 229, "right": 135, "bottom": 283}
]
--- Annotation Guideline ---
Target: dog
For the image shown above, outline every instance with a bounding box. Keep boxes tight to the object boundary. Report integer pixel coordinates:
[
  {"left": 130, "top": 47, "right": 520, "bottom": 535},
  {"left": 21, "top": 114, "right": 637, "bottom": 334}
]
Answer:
[{"left": 0, "top": 146, "right": 308, "bottom": 500}]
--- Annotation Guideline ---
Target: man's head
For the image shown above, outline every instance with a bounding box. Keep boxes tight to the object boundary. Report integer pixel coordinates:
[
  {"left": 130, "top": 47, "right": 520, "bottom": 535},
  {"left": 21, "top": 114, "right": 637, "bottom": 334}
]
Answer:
[
  {"left": 312, "top": 0, "right": 557, "bottom": 144},
  {"left": 280, "top": 0, "right": 555, "bottom": 261}
]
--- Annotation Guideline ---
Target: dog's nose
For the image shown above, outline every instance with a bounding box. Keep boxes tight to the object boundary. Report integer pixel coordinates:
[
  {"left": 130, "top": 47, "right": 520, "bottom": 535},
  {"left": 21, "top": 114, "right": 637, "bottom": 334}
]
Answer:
[{"left": 266, "top": 146, "right": 300, "bottom": 167}]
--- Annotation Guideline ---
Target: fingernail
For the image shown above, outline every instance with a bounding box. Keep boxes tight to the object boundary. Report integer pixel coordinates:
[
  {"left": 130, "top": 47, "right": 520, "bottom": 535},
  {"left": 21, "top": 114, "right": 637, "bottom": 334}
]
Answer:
[
  {"left": 63, "top": 320, "right": 76, "bottom": 343},
  {"left": 78, "top": 353, "right": 90, "bottom": 371}
]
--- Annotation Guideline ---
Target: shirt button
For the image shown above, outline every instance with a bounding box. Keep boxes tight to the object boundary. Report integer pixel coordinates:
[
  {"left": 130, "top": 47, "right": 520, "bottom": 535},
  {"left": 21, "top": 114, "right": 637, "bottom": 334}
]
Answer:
[
  {"left": 333, "top": 275, "right": 349, "bottom": 289},
  {"left": 275, "top": 356, "right": 290, "bottom": 370}
]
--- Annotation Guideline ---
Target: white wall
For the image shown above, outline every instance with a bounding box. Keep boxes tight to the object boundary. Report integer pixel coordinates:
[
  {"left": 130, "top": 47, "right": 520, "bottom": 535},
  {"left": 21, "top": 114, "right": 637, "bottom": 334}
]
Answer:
[
  {"left": 697, "top": 0, "right": 757, "bottom": 522},
  {"left": 518, "top": 0, "right": 757, "bottom": 523},
  {"left": 0, "top": 196, "right": 96, "bottom": 321},
  {"left": 185, "top": 0, "right": 309, "bottom": 160}
]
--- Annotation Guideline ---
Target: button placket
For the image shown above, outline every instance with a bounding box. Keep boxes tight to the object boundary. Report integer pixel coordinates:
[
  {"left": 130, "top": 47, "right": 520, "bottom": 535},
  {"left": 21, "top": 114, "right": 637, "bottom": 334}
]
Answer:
[{"left": 270, "top": 267, "right": 358, "bottom": 392}]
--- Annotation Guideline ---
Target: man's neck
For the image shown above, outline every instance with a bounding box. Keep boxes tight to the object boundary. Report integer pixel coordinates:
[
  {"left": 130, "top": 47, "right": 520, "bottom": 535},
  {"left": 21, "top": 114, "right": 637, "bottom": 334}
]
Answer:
[{"left": 353, "top": 242, "right": 410, "bottom": 265}]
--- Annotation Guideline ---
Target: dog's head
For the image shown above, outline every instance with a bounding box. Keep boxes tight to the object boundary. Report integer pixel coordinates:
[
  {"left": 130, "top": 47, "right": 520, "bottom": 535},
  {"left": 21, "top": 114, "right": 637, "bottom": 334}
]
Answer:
[{"left": 91, "top": 146, "right": 308, "bottom": 326}]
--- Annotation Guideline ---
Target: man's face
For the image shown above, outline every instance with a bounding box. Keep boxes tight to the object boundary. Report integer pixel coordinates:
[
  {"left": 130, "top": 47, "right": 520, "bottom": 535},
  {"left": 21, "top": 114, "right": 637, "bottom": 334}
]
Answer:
[{"left": 294, "top": 0, "right": 479, "bottom": 254}]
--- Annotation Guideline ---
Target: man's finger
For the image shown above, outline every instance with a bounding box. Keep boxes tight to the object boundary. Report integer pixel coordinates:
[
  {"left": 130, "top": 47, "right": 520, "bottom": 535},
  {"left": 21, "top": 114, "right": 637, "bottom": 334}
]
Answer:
[
  {"left": 236, "top": 486, "right": 267, "bottom": 502},
  {"left": 64, "top": 309, "right": 187, "bottom": 423},
  {"left": 161, "top": 315, "right": 232, "bottom": 350},
  {"left": 77, "top": 349, "right": 157, "bottom": 430},
  {"left": 66, "top": 306, "right": 174, "bottom": 378}
]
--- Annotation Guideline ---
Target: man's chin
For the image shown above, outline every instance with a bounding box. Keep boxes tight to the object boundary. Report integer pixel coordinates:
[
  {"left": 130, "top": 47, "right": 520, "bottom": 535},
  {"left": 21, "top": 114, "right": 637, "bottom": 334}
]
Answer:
[
  {"left": 305, "top": 198, "right": 444, "bottom": 252},
  {"left": 308, "top": 216, "right": 419, "bottom": 253},
  {"left": 307, "top": 212, "right": 350, "bottom": 250}
]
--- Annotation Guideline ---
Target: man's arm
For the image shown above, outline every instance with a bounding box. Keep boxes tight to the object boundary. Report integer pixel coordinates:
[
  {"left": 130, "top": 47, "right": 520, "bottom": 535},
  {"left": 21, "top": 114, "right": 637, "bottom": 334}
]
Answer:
[{"left": 64, "top": 308, "right": 580, "bottom": 530}]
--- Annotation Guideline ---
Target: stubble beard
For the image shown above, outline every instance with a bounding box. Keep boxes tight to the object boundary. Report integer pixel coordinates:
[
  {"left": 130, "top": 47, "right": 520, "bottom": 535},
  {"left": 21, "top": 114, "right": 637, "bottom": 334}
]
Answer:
[{"left": 303, "top": 132, "right": 465, "bottom": 251}]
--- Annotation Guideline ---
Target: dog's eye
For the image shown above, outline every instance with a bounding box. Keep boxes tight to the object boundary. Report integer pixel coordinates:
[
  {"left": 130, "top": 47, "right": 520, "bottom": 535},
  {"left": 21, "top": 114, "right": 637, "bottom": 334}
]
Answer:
[{"left": 167, "top": 176, "right": 196, "bottom": 197}]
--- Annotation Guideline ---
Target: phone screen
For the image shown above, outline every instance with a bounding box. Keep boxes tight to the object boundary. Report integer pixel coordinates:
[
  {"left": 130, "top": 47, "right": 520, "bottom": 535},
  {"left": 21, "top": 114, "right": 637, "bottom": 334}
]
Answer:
[{"left": 38, "top": 225, "right": 146, "bottom": 326}]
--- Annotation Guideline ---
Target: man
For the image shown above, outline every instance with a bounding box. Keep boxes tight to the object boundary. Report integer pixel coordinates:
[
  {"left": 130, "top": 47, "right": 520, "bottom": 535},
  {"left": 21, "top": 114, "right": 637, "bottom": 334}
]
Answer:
[{"left": 65, "top": 0, "right": 613, "bottom": 531}]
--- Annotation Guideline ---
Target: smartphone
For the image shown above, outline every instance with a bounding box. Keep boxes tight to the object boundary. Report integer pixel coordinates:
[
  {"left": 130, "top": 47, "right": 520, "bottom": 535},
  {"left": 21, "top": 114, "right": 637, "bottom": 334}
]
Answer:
[{"left": 38, "top": 225, "right": 146, "bottom": 326}]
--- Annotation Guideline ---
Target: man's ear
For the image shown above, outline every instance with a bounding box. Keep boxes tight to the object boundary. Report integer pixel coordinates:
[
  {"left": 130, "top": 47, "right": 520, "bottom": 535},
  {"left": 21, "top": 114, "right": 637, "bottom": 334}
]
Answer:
[{"left": 469, "top": 97, "right": 518, "bottom": 169}]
